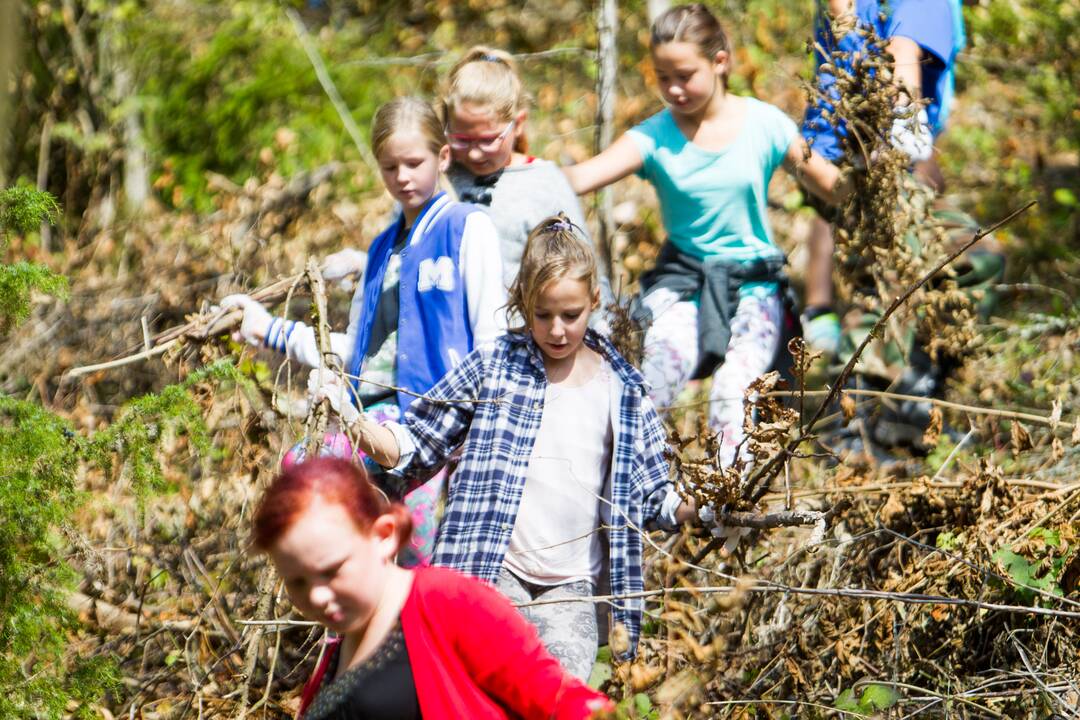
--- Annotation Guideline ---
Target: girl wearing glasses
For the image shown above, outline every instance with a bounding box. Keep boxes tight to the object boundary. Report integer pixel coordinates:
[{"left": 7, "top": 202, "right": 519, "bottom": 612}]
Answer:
[
  {"left": 221, "top": 97, "right": 507, "bottom": 564},
  {"left": 440, "top": 47, "right": 599, "bottom": 293}
]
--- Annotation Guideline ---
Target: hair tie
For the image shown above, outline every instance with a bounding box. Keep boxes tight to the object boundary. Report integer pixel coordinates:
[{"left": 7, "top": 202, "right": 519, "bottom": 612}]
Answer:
[
  {"left": 547, "top": 219, "right": 574, "bottom": 233},
  {"left": 481, "top": 54, "right": 503, "bottom": 63}
]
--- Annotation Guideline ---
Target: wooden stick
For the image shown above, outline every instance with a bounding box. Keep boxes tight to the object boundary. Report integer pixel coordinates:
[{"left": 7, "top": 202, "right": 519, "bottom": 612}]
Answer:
[
  {"left": 662, "top": 387, "right": 1062, "bottom": 428},
  {"left": 64, "top": 272, "right": 307, "bottom": 380}
]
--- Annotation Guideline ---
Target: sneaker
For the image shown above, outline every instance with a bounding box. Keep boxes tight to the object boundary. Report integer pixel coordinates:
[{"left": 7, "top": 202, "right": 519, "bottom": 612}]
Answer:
[{"left": 803, "top": 311, "right": 841, "bottom": 357}]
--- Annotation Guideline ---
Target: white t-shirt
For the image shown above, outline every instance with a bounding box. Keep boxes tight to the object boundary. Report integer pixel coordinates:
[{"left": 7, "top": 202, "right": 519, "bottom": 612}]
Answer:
[{"left": 503, "top": 365, "right": 613, "bottom": 585}]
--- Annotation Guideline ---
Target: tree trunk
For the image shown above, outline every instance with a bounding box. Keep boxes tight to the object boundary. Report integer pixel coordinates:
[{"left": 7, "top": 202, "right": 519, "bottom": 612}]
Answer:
[
  {"left": 594, "top": 0, "right": 617, "bottom": 279},
  {"left": 0, "top": 0, "right": 20, "bottom": 187}
]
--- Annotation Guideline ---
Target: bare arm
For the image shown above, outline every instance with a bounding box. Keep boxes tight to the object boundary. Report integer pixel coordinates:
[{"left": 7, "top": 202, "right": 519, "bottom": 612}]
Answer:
[
  {"left": 675, "top": 499, "right": 697, "bottom": 525},
  {"left": 887, "top": 35, "right": 923, "bottom": 102},
  {"left": 783, "top": 135, "right": 853, "bottom": 205},
  {"left": 562, "top": 133, "right": 644, "bottom": 195},
  {"left": 827, "top": 0, "right": 853, "bottom": 16},
  {"left": 350, "top": 415, "right": 401, "bottom": 468}
]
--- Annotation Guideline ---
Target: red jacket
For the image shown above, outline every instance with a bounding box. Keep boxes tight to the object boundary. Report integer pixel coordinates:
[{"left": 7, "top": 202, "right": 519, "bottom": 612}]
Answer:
[{"left": 298, "top": 566, "right": 610, "bottom": 719}]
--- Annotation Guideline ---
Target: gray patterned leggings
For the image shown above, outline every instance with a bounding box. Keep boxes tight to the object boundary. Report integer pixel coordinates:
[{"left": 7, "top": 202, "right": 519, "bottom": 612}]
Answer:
[{"left": 495, "top": 567, "right": 598, "bottom": 681}]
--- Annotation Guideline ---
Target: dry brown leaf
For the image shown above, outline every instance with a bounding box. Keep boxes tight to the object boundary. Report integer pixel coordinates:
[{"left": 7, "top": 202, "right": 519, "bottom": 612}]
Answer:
[
  {"left": 923, "top": 406, "right": 944, "bottom": 447},
  {"left": 881, "top": 491, "right": 906, "bottom": 522},
  {"left": 630, "top": 663, "right": 664, "bottom": 692},
  {"left": 1072, "top": 417, "right": 1080, "bottom": 445},
  {"left": 654, "top": 669, "right": 702, "bottom": 708},
  {"left": 1010, "top": 421, "right": 1033, "bottom": 456},
  {"left": 840, "top": 393, "right": 857, "bottom": 423},
  {"left": 1049, "top": 399, "right": 1062, "bottom": 429},
  {"left": 1052, "top": 436, "right": 1065, "bottom": 462}
]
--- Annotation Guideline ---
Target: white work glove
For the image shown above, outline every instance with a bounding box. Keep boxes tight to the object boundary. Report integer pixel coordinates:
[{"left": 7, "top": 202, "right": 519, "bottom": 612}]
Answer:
[
  {"left": 219, "top": 294, "right": 273, "bottom": 347},
  {"left": 307, "top": 367, "right": 362, "bottom": 425},
  {"left": 890, "top": 105, "right": 933, "bottom": 163},
  {"left": 322, "top": 248, "right": 368, "bottom": 291},
  {"left": 699, "top": 505, "right": 752, "bottom": 555}
]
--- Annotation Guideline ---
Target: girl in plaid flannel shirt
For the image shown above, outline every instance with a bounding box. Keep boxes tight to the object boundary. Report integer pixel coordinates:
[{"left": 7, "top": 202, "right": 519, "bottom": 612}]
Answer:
[{"left": 313, "top": 215, "right": 696, "bottom": 676}]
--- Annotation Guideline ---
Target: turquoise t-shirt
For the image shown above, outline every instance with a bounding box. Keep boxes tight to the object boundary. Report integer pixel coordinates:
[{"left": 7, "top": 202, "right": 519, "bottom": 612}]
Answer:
[{"left": 627, "top": 97, "right": 797, "bottom": 264}]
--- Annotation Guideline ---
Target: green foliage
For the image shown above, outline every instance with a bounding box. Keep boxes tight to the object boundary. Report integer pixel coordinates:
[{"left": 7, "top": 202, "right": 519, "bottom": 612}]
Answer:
[
  {"left": 0, "top": 360, "right": 234, "bottom": 717},
  {"left": 87, "top": 358, "right": 239, "bottom": 497},
  {"left": 0, "top": 184, "right": 61, "bottom": 237},
  {"left": 992, "top": 527, "right": 1072, "bottom": 602},
  {"left": 834, "top": 683, "right": 900, "bottom": 715},
  {"left": 126, "top": 2, "right": 415, "bottom": 210},
  {"left": 0, "top": 261, "right": 69, "bottom": 331},
  {"left": 0, "top": 185, "right": 68, "bottom": 332},
  {"left": 947, "top": 0, "right": 1080, "bottom": 268},
  {"left": 0, "top": 397, "right": 113, "bottom": 719}
]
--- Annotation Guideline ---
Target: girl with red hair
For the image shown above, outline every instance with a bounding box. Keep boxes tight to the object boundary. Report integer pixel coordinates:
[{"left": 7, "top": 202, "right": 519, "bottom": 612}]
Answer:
[{"left": 252, "top": 457, "right": 610, "bottom": 719}]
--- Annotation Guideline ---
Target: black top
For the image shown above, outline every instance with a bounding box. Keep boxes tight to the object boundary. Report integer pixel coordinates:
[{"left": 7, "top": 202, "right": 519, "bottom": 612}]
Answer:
[
  {"left": 303, "top": 622, "right": 421, "bottom": 720},
  {"left": 359, "top": 225, "right": 409, "bottom": 408}
]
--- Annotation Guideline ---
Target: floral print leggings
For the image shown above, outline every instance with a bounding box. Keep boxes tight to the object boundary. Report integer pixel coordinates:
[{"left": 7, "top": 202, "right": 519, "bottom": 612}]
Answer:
[{"left": 641, "top": 288, "right": 782, "bottom": 469}]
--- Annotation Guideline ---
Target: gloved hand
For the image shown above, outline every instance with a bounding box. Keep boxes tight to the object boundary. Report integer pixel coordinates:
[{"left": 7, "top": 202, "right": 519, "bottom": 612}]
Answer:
[
  {"left": 322, "top": 248, "right": 368, "bottom": 290},
  {"left": 219, "top": 294, "right": 273, "bottom": 347},
  {"left": 307, "top": 367, "right": 362, "bottom": 425},
  {"left": 890, "top": 105, "right": 933, "bottom": 163},
  {"left": 698, "top": 505, "right": 752, "bottom": 555}
]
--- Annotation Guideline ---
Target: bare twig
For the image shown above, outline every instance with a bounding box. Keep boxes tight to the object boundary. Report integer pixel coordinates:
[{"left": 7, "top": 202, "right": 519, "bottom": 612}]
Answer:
[
  {"left": 285, "top": 8, "right": 377, "bottom": 171},
  {"left": 721, "top": 498, "right": 851, "bottom": 530},
  {"left": 511, "top": 581, "right": 1080, "bottom": 620},
  {"left": 304, "top": 259, "right": 333, "bottom": 455}
]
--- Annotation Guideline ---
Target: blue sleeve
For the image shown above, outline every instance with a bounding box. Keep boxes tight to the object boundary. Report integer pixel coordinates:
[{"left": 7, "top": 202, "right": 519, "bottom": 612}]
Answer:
[{"left": 880, "top": 0, "right": 956, "bottom": 65}]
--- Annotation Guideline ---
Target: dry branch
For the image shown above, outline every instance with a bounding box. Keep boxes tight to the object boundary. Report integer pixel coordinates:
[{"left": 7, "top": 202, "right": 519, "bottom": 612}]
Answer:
[{"left": 744, "top": 200, "right": 1037, "bottom": 505}]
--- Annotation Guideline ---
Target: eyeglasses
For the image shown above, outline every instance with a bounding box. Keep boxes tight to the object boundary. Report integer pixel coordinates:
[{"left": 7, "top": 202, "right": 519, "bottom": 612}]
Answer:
[{"left": 446, "top": 119, "right": 516, "bottom": 153}]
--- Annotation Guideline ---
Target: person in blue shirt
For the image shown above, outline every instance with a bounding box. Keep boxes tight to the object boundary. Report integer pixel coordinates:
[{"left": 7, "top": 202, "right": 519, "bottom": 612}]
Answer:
[
  {"left": 801, "top": 0, "right": 1006, "bottom": 451},
  {"left": 564, "top": 3, "right": 851, "bottom": 471},
  {"left": 801, "top": 0, "right": 966, "bottom": 354},
  {"left": 221, "top": 97, "right": 507, "bottom": 564}
]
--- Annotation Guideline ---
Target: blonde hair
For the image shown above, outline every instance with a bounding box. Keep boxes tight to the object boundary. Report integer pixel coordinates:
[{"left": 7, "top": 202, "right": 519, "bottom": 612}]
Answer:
[
  {"left": 507, "top": 213, "right": 598, "bottom": 332},
  {"left": 370, "top": 96, "right": 447, "bottom": 161},
  {"left": 651, "top": 3, "right": 733, "bottom": 86},
  {"left": 442, "top": 46, "right": 530, "bottom": 154}
]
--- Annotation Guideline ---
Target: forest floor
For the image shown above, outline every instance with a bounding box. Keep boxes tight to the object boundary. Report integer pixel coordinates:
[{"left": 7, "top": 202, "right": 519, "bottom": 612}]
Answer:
[{"left": 3, "top": 2, "right": 1079, "bottom": 718}]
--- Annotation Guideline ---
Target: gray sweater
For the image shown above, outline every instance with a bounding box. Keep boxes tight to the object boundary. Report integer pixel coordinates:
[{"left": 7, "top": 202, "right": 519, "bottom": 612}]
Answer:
[{"left": 448, "top": 159, "right": 592, "bottom": 289}]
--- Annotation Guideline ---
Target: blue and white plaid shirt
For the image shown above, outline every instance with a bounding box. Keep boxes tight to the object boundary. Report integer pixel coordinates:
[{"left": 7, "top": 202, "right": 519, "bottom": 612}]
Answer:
[{"left": 386, "top": 329, "right": 680, "bottom": 657}]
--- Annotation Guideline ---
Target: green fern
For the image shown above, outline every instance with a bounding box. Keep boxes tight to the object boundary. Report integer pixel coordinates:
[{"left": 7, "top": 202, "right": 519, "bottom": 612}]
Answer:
[
  {"left": 0, "top": 185, "right": 68, "bottom": 332},
  {"left": 0, "top": 184, "right": 61, "bottom": 239}
]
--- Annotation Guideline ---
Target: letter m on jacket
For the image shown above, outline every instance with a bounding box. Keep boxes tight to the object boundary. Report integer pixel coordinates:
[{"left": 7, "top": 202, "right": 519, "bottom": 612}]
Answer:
[{"left": 417, "top": 256, "right": 456, "bottom": 292}]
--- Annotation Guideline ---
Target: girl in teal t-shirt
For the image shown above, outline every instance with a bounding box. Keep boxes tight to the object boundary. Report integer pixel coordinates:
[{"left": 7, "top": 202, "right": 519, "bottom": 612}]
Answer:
[{"left": 565, "top": 2, "right": 849, "bottom": 469}]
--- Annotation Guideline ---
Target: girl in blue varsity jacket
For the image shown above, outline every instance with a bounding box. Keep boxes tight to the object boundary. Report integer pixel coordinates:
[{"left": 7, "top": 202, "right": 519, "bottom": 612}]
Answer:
[
  {"left": 221, "top": 97, "right": 506, "bottom": 561},
  {"left": 311, "top": 216, "right": 697, "bottom": 678}
]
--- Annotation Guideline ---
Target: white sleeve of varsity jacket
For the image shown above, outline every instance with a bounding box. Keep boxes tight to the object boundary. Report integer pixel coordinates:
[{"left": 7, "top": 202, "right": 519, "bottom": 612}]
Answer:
[
  {"left": 267, "top": 275, "right": 366, "bottom": 370},
  {"left": 459, "top": 211, "right": 508, "bottom": 349}
]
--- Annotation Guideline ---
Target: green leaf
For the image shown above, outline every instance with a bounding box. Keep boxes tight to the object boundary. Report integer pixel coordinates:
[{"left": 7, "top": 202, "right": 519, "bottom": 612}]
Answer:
[
  {"left": 634, "top": 692, "right": 652, "bottom": 715},
  {"left": 834, "top": 688, "right": 861, "bottom": 712},
  {"left": 936, "top": 531, "right": 959, "bottom": 551},
  {"left": 1028, "top": 527, "right": 1061, "bottom": 547},
  {"left": 587, "top": 659, "right": 612, "bottom": 689},
  {"left": 859, "top": 683, "right": 901, "bottom": 711},
  {"left": 1052, "top": 187, "right": 1078, "bottom": 207}
]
